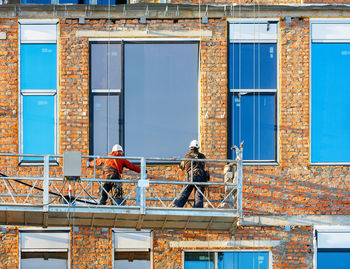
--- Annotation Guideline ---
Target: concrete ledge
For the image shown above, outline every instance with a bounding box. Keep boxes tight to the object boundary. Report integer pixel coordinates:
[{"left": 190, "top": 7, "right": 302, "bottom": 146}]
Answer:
[
  {"left": 76, "top": 29, "right": 212, "bottom": 39},
  {"left": 170, "top": 240, "right": 280, "bottom": 248},
  {"left": 241, "top": 215, "right": 350, "bottom": 227}
]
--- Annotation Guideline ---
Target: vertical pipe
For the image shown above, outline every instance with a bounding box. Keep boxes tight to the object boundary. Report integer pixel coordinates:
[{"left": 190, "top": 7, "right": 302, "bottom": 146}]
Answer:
[
  {"left": 237, "top": 145, "right": 243, "bottom": 218},
  {"left": 139, "top": 157, "right": 146, "bottom": 214},
  {"left": 43, "top": 155, "right": 49, "bottom": 212}
]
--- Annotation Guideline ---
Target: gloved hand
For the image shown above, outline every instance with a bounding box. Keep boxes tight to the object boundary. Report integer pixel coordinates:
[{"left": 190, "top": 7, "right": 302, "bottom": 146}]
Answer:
[{"left": 86, "top": 161, "right": 91, "bottom": 168}]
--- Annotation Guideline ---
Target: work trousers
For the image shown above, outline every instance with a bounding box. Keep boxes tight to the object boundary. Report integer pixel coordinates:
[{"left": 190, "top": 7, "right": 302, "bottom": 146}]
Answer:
[
  {"left": 100, "top": 173, "right": 123, "bottom": 205},
  {"left": 174, "top": 175, "right": 206, "bottom": 208}
]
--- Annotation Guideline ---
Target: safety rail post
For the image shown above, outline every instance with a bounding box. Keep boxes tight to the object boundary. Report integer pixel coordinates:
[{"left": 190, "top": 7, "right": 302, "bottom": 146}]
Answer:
[
  {"left": 43, "top": 155, "right": 49, "bottom": 212},
  {"left": 237, "top": 145, "right": 243, "bottom": 218},
  {"left": 137, "top": 157, "right": 148, "bottom": 214}
]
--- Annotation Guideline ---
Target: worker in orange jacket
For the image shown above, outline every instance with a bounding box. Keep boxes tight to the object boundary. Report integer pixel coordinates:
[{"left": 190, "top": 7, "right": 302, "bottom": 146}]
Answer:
[{"left": 87, "top": 144, "right": 141, "bottom": 205}]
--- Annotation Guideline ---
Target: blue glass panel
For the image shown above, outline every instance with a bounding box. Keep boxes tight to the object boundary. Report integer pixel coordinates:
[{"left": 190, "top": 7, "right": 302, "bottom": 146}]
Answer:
[
  {"left": 311, "top": 43, "right": 350, "bottom": 163},
  {"left": 23, "top": 96, "right": 55, "bottom": 157},
  {"left": 231, "top": 93, "right": 276, "bottom": 161},
  {"left": 318, "top": 251, "right": 350, "bottom": 269},
  {"left": 218, "top": 252, "right": 268, "bottom": 269},
  {"left": 21, "top": 44, "right": 57, "bottom": 90},
  {"left": 97, "top": 0, "right": 115, "bottom": 4},
  {"left": 184, "top": 252, "right": 214, "bottom": 269},
  {"left": 21, "top": 0, "right": 51, "bottom": 3},
  {"left": 229, "top": 43, "right": 277, "bottom": 89},
  {"left": 124, "top": 43, "right": 198, "bottom": 158},
  {"left": 59, "top": 0, "right": 79, "bottom": 3}
]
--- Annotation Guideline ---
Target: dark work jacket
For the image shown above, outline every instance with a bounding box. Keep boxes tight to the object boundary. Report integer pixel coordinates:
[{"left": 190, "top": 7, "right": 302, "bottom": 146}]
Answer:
[{"left": 180, "top": 149, "right": 206, "bottom": 175}]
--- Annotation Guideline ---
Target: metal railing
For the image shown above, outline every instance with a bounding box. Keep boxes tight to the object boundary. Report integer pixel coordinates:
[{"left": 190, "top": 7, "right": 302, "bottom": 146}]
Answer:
[{"left": 0, "top": 148, "right": 243, "bottom": 218}]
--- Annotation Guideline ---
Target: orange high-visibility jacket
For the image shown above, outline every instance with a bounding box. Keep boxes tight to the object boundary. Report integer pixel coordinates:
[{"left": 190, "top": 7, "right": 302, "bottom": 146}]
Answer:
[{"left": 89, "top": 151, "right": 141, "bottom": 178}]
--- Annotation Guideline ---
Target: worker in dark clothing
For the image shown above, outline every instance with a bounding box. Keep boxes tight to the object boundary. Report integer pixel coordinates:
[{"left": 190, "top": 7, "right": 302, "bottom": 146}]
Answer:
[
  {"left": 174, "top": 140, "right": 207, "bottom": 208},
  {"left": 87, "top": 144, "right": 141, "bottom": 205}
]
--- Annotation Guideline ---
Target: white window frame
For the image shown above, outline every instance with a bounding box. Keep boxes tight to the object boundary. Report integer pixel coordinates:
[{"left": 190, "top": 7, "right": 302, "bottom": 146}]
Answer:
[
  {"left": 18, "top": 19, "right": 59, "bottom": 165},
  {"left": 112, "top": 229, "right": 153, "bottom": 269},
  {"left": 309, "top": 18, "right": 350, "bottom": 165},
  {"left": 182, "top": 249, "right": 273, "bottom": 268},
  {"left": 19, "top": 228, "right": 70, "bottom": 269},
  {"left": 314, "top": 226, "right": 350, "bottom": 269},
  {"left": 228, "top": 18, "right": 280, "bottom": 165},
  {"left": 89, "top": 38, "right": 201, "bottom": 158}
]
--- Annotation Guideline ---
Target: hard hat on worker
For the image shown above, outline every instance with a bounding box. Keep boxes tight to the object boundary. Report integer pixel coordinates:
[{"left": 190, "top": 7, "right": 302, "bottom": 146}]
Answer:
[
  {"left": 112, "top": 144, "right": 123, "bottom": 152},
  {"left": 189, "top": 140, "right": 199, "bottom": 149}
]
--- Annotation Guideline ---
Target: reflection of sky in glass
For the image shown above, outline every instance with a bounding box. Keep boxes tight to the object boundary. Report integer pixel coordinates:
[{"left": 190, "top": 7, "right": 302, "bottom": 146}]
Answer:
[
  {"left": 21, "top": 25, "right": 56, "bottom": 41},
  {"left": 21, "top": 258, "right": 67, "bottom": 269}
]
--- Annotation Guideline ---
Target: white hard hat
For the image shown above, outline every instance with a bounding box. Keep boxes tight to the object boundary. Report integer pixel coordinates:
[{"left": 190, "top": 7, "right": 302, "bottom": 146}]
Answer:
[
  {"left": 189, "top": 140, "right": 199, "bottom": 148},
  {"left": 112, "top": 144, "right": 123, "bottom": 152}
]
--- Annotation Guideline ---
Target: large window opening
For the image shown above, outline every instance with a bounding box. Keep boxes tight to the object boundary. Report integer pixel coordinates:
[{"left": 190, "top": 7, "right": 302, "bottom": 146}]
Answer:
[
  {"left": 184, "top": 251, "right": 270, "bottom": 269},
  {"left": 19, "top": 229, "right": 70, "bottom": 269},
  {"left": 113, "top": 229, "right": 152, "bottom": 269},
  {"left": 316, "top": 228, "right": 350, "bottom": 269},
  {"left": 19, "top": 20, "right": 58, "bottom": 163},
  {"left": 310, "top": 20, "right": 350, "bottom": 164},
  {"left": 228, "top": 21, "right": 278, "bottom": 163},
  {"left": 89, "top": 41, "right": 199, "bottom": 158}
]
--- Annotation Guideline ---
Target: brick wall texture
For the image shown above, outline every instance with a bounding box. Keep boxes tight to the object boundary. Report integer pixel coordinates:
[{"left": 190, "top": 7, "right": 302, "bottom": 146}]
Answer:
[{"left": 0, "top": 6, "right": 349, "bottom": 269}]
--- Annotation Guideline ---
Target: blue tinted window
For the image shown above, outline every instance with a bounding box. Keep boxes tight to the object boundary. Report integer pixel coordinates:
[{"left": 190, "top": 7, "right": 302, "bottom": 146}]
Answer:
[
  {"left": 185, "top": 252, "right": 214, "bottom": 269},
  {"left": 21, "top": 44, "right": 57, "bottom": 90},
  {"left": 218, "top": 252, "right": 269, "bottom": 269},
  {"left": 21, "top": 0, "right": 51, "bottom": 3},
  {"left": 231, "top": 93, "right": 276, "bottom": 161},
  {"left": 318, "top": 250, "right": 350, "bottom": 269},
  {"left": 23, "top": 96, "right": 55, "bottom": 156},
  {"left": 229, "top": 43, "right": 277, "bottom": 90},
  {"left": 311, "top": 43, "right": 350, "bottom": 163},
  {"left": 59, "top": 0, "right": 79, "bottom": 3}
]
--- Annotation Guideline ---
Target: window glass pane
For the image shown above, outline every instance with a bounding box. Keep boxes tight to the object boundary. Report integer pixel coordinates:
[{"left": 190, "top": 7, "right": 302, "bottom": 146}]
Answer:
[
  {"left": 90, "top": 42, "right": 121, "bottom": 90},
  {"left": 184, "top": 252, "right": 215, "bottom": 269},
  {"left": 21, "top": 258, "right": 67, "bottom": 269},
  {"left": 311, "top": 43, "right": 350, "bottom": 163},
  {"left": 229, "top": 43, "right": 277, "bottom": 89},
  {"left": 114, "top": 251, "right": 150, "bottom": 269},
  {"left": 218, "top": 252, "right": 269, "bottom": 269},
  {"left": 231, "top": 93, "right": 276, "bottom": 161},
  {"left": 124, "top": 43, "right": 198, "bottom": 158},
  {"left": 23, "top": 95, "right": 55, "bottom": 156},
  {"left": 20, "top": 24, "right": 56, "bottom": 41},
  {"left": 21, "top": 44, "right": 57, "bottom": 90},
  {"left": 90, "top": 94, "right": 119, "bottom": 156},
  {"left": 59, "top": 0, "right": 79, "bottom": 3},
  {"left": 317, "top": 250, "right": 350, "bottom": 269}
]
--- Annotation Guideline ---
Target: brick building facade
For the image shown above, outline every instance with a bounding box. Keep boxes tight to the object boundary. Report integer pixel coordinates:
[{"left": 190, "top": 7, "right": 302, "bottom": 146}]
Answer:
[{"left": 0, "top": 0, "right": 349, "bottom": 268}]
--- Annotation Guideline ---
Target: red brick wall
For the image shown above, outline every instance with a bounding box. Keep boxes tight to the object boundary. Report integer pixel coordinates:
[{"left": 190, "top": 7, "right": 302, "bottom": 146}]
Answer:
[
  {"left": 0, "top": 228, "right": 18, "bottom": 269},
  {"left": 71, "top": 227, "right": 112, "bottom": 269}
]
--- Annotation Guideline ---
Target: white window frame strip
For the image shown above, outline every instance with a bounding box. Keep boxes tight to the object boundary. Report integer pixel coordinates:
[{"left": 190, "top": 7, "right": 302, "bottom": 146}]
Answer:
[
  {"left": 182, "top": 249, "right": 273, "bottom": 269},
  {"left": 112, "top": 229, "right": 153, "bottom": 269},
  {"left": 309, "top": 18, "right": 350, "bottom": 165},
  {"left": 19, "top": 228, "right": 70, "bottom": 269},
  {"left": 228, "top": 18, "right": 280, "bottom": 165},
  {"left": 18, "top": 19, "right": 59, "bottom": 165}
]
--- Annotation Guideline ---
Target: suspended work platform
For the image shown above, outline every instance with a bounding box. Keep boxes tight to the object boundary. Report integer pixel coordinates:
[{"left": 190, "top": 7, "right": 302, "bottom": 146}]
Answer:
[{"left": 0, "top": 150, "right": 242, "bottom": 231}]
